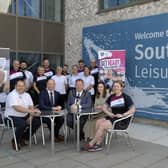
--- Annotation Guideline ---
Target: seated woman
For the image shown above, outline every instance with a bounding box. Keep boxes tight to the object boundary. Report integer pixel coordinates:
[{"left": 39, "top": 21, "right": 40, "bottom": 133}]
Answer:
[
  {"left": 84, "top": 82, "right": 108, "bottom": 140},
  {"left": 82, "top": 80, "right": 135, "bottom": 152}
]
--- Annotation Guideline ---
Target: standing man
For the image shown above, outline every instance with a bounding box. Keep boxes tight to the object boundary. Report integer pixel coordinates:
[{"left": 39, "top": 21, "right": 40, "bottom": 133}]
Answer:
[
  {"left": 39, "top": 79, "right": 64, "bottom": 142},
  {"left": 78, "top": 59, "right": 85, "bottom": 77},
  {"left": 20, "top": 61, "right": 33, "bottom": 92},
  {"left": 4, "top": 80, "right": 41, "bottom": 150},
  {"left": 10, "top": 60, "right": 25, "bottom": 91},
  {"left": 67, "top": 79, "right": 92, "bottom": 140},
  {"left": 90, "top": 59, "right": 99, "bottom": 96},
  {"left": 42, "top": 58, "right": 55, "bottom": 79}
]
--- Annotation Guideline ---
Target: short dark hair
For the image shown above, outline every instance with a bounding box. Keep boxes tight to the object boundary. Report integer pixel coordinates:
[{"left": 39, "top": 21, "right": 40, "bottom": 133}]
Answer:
[
  {"left": 78, "top": 59, "right": 84, "bottom": 63},
  {"left": 75, "top": 79, "right": 84, "bottom": 84},
  {"left": 20, "top": 60, "right": 28, "bottom": 65},
  {"left": 43, "top": 57, "right": 49, "bottom": 61}
]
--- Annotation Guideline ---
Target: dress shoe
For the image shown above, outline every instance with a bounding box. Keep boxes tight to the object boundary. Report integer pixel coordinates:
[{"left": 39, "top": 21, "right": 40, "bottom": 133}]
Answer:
[
  {"left": 11, "top": 139, "right": 21, "bottom": 151},
  {"left": 20, "top": 138, "right": 28, "bottom": 147},
  {"left": 55, "top": 135, "right": 64, "bottom": 142}
]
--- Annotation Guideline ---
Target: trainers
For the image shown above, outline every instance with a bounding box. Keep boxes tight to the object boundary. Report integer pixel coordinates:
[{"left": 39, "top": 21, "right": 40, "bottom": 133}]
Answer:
[
  {"left": 81, "top": 143, "right": 93, "bottom": 151},
  {"left": 88, "top": 144, "right": 103, "bottom": 152}
]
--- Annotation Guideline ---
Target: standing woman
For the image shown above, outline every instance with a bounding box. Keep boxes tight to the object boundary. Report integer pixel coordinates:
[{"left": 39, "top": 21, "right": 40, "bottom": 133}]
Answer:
[
  {"left": 83, "top": 80, "right": 135, "bottom": 151},
  {"left": 68, "top": 64, "right": 81, "bottom": 91},
  {"left": 84, "top": 82, "right": 108, "bottom": 140},
  {"left": 51, "top": 66, "right": 68, "bottom": 108},
  {"left": 33, "top": 66, "right": 47, "bottom": 105},
  {"left": 82, "top": 66, "right": 95, "bottom": 102}
]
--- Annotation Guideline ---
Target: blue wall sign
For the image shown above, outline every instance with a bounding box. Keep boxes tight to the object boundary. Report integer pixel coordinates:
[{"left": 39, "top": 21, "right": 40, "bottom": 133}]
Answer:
[{"left": 82, "top": 13, "right": 168, "bottom": 121}]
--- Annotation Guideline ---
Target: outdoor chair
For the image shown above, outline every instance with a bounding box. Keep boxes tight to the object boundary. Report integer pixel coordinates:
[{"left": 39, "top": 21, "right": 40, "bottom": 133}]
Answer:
[{"left": 105, "top": 113, "right": 134, "bottom": 153}]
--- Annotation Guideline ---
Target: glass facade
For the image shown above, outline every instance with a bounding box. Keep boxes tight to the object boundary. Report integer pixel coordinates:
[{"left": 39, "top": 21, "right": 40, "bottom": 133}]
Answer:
[
  {"left": 10, "top": 52, "right": 63, "bottom": 73},
  {"left": 100, "top": 0, "right": 153, "bottom": 10},
  {"left": 0, "top": 0, "right": 64, "bottom": 22},
  {"left": 18, "top": 0, "right": 41, "bottom": 18},
  {"left": 43, "top": 0, "right": 62, "bottom": 22}
]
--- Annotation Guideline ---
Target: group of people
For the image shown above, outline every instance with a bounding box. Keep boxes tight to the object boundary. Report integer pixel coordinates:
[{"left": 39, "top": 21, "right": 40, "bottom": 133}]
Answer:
[{"left": 2, "top": 58, "right": 135, "bottom": 152}]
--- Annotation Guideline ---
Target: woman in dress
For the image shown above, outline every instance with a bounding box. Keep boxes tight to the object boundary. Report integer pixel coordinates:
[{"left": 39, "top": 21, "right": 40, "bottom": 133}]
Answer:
[{"left": 83, "top": 80, "right": 135, "bottom": 151}]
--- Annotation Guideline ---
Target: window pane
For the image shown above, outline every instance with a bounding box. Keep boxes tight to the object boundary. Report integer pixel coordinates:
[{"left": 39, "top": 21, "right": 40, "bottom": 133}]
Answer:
[
  {"left": 18, "top": 0, "right": 41, "bottom": 18},
  {"left": 18, "top": 53, "right": 41, "bottom": 73},
  {"left": 43, "top": 54, "right": 63, "bottom": 69},
  {"left": 43, "top": 0, "right": 63, "bottom": 22},
  {"left": 0, "top": 0, "right": 16, "bottom": 14},
  {"left": 100, "top": 0, "right": 148, "bottom": 9}
]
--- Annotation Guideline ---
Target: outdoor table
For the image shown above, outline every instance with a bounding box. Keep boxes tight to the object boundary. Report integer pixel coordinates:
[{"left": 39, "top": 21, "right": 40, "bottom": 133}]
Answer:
[{"left": 29, "top": 110, "right": 67, "bottom": 154}]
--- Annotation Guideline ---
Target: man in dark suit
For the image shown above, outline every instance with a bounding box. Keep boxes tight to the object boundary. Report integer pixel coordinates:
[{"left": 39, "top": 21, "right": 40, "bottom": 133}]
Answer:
[
  {"left": 67, "top": 79, "right": 92, "bottom": 140},
  {"left": 39, "top": 79, "right": 64, "bottom": 142}
]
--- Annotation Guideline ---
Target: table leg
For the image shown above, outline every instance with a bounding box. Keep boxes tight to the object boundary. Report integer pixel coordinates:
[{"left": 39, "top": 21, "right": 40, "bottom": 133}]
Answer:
[
  {"left": 50, "top": 117, "right": 55, "bottom": 154},
  {"left": 76, "top": 114, "right": 80, "bottom": 152},
  {"left": 64, "top": 113, "right": 67, "bottom": 144},
  {"left": 29, "top": 117, "right": 32, "bottom": 150}
]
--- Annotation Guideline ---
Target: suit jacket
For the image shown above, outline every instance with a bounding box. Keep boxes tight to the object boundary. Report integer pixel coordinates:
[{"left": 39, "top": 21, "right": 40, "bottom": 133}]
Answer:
[
  {"left": 39, "top": 89, "right": 62, "bottom": 111},
  {"left": 67, "top": 89, "right": 92, "bottom": 113}
]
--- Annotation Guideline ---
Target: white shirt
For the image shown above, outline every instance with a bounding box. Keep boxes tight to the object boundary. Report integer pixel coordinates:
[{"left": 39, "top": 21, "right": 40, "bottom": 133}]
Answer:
[
  {"left": 68, "top": 74, "right": 81, "bottom": 88},
  {"left": 51, "top": 75, "right": 67, "bottom": 94},
  {"left": 75, "top": 91, "right": 83, "bottom": 112},
  {"left": 47, "top": 89, "right": 55, "bottom": 103},
  {"left": 82, "top": 75, "right": 95, "bottom": 95},
  {"left": 5, "top": 89, "right": 33, "bottom": 117}
]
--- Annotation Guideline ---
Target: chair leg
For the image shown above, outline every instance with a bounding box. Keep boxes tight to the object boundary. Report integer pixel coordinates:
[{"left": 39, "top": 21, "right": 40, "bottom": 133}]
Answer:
[
  {"left": 106, "top": 132, "right": 113, "bottom": 154},
  {"left": 40, "top": 117, "right": 45, "bottom": 146},
  {"left": 11, "top": 124, "right": 18, "bottom": 151},
  {"left": 125, "top": 132, "right": 135, "bottom": 151},
  {"left": 33, "top": 134, "right": 37, "bottom": 145},
  {"left": 62, "top": 125, "right": 68, "bottom": 144},
  {"left": 105, "top": 131, "right": 109, "bottom": 146},
  {"left": 0, "top": 127, "right": 6, "bottom": 144}
]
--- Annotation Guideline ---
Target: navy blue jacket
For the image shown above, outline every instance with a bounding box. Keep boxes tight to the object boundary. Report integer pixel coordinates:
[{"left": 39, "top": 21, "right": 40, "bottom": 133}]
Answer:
[{"left": 39, "top": 89, "right": 62, "bottom": 111}]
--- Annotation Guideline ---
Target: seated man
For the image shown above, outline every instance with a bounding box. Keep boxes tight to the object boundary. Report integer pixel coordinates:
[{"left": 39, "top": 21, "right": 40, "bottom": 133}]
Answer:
[
  {"left": 39, "top": 79, "right": 64, "bottom": 142},
  {"left": 67, "top": 79, "right": 92, "bottom": 140},
  {"left": 4, "top": 80, "right": 41, "bottom": 150}
]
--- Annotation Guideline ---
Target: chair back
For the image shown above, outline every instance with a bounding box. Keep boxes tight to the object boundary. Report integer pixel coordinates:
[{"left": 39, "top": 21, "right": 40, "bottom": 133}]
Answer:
[{"left": 112, "top": 113, "right": 134, "bottom": 131}]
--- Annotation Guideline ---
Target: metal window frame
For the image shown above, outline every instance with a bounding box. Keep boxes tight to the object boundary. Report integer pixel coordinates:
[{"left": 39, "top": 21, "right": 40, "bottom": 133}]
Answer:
[{"left": 98, "top": 0, "right": 160, "bottom": 13}]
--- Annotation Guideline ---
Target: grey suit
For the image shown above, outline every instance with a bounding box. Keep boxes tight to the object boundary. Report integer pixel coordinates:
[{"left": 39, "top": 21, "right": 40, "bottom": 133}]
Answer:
[{"left": 66, "top": 89, "right": 92, "bottom": 139}]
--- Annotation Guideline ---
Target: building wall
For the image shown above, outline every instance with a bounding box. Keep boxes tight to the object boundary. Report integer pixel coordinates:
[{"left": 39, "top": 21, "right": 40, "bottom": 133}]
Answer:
[{"left": 65, "top": 0, "right": 168, "bottom": 66}]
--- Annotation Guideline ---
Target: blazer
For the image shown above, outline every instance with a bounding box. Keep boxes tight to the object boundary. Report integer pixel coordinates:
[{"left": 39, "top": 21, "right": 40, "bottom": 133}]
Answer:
[
  {"left": 67, "top": 89, "right": 92, "bottom": 113},
  {"left": 39, "top": 89, "right": 62, "bottom": 111}
]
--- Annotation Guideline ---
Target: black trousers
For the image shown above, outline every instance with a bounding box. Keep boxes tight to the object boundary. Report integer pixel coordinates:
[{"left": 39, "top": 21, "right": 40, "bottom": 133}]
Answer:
[
  {"left": 7, "top": 115, "right": 41, "bottom": 144},
  {"left": 66, "top": 113, "right": 88, "bottom": 139},
  {"left": 42, "top": 116, "right": 64, "bottom": 137}
]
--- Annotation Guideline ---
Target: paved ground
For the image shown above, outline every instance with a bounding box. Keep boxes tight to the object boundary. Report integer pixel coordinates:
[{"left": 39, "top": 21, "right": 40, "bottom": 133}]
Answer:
[{"left": 0, "top": 122, "right": 168, "bottom": 168}]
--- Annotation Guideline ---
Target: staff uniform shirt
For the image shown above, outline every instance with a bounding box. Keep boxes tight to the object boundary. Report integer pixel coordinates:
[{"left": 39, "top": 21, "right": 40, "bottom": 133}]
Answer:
[
  {"left": 44, "top": 69, "right": 55, "bottom": 79},
  {"left": 24, "top": 70, "right": 33, "bottom": 90},
  {"left": 34, "top": 75, "right": 47, "bottom": 92},
  {"left": 10, "top": 70, "right": 25, "bottom": 91},
  {"left": 82, "top": 75, "right": 95, "bottom": 95},
  {"left": 4, "top": 89, "right": 33, "bottom": 117},
  {"left": 68, "top": 74, "right": 81, "bottom": 88},
  {"left": 105, "top": 93, "right": 134, "bottom": 115},
  {"left": 51, "top": 75, "right": 67, "bottom": 94}
]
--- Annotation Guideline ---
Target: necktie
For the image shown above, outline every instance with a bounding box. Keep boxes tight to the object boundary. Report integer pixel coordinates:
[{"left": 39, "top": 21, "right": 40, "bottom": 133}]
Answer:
[
  {"left": 50, "top": 92, "right": 54, "bottom": 106},
  {"left": 77, "top": 92, "right": 80, "bottom": 98},
  {"left": 76, "top": 92, "right": 80, "bottom": 105}
]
